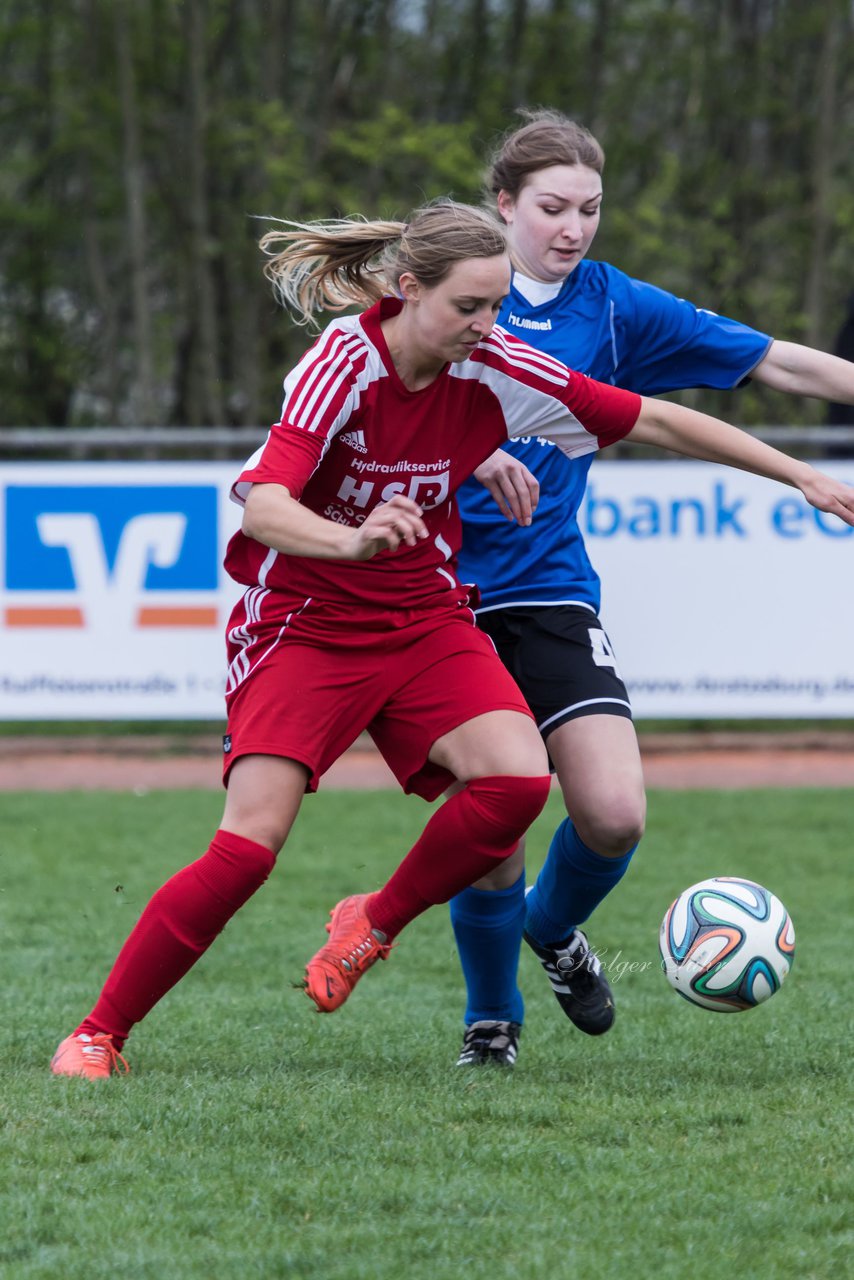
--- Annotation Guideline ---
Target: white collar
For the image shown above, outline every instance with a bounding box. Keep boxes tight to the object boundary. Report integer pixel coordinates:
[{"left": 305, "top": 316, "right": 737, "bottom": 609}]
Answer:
[{"left": 513, "top": 271, "right": 564, "bottom": 307}]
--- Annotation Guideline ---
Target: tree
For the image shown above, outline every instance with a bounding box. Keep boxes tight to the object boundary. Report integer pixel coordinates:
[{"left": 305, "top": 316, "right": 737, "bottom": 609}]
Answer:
[{"left": 1, "top": 0, "right": 851, "bottom": 428}]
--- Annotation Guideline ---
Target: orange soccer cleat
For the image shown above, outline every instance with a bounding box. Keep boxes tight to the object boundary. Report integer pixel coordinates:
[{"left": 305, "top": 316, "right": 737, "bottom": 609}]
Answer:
[
  {"left": 303, "top": 893, "right": 392, "bottom": 1012},
  {"left": 50, "top": 1032, "right": 130, "bottom": 1080}
]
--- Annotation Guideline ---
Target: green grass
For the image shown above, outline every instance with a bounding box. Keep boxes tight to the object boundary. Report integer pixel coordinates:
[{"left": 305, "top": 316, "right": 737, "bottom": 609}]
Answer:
[
  {"left": 2, "top": 717, "right": 853, "bottom": 735},
  {"left": 1, "top": 788, "right": 851, "bottom": 1279}
]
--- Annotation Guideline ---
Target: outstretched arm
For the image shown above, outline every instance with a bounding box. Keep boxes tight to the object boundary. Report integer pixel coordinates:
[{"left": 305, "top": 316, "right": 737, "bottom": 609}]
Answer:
[
  {"left": 628, "top": 399, "right": 854, "bottom": 527},
  {"left": 752, "top": 340, "right": 854, "bottom": 402}
]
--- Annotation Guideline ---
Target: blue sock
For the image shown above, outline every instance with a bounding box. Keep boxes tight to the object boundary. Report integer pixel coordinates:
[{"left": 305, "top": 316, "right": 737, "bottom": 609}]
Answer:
[
  {"left": 525, "top": 818, "right": 637, "bottom": 947},
  {"left": 450, "top": 873, "right": 526, "bottom": 1026}
]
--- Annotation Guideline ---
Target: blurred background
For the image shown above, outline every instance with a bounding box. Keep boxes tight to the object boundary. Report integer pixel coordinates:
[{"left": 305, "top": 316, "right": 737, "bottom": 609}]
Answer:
[{"left": 2, "top": 0, "right": 852, "bottom": 433}]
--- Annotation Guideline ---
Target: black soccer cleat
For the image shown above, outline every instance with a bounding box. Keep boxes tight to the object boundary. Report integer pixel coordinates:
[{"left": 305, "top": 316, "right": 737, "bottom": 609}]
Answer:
[
  {"left": 523, "top": 928, "right": 615, "bottom": 1035},
  {"left": 455, "top": 1019, "right": 521, "bottom": 1067}
]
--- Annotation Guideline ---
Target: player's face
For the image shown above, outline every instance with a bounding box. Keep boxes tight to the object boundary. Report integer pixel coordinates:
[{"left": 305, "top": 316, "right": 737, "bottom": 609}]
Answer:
[
  {"left": 402, "top": 255, "right": 512, "bottom": 366},
  {"left": 497, "top": 164, "right": 603, "bottom": 283}
]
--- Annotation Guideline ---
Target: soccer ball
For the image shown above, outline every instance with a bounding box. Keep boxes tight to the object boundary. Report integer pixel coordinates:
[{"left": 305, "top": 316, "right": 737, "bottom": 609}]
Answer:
[{"left": 659, "top": 876, "right": 795, "bottom": 1011}]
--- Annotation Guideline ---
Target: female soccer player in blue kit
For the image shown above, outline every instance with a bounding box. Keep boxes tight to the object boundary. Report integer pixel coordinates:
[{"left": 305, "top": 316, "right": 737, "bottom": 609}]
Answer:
[{"left": 451, "top": 110, "right": 854, "bottom": 1068}]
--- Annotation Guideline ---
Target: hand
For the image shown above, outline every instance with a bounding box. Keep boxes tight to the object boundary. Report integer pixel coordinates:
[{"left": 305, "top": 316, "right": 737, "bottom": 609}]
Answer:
[
  {"left": 473, "top": 449, "right": 540, "bottom": 525},
  {"left": 348, "top": 495, "right": 429, "bottom": 560},
  {"left": 797, "top": 468, "right": 854, "bottom": 527}
]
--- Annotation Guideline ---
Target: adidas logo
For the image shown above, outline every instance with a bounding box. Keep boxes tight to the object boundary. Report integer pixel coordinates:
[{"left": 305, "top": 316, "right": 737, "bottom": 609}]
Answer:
[{"left": 340, "top": 429, "right": 367, "bottom": 453}]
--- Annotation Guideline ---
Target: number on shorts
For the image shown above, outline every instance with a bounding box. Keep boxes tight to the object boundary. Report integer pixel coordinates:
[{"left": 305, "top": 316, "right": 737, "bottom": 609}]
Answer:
[{"left": 588, "top": 627, "right": 622, "bottom": 677}]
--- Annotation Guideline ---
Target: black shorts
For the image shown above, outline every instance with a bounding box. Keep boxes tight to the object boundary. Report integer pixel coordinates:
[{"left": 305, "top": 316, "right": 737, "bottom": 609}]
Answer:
[{"left": 477, "top": 604, "right": 633, "bottom": 740}]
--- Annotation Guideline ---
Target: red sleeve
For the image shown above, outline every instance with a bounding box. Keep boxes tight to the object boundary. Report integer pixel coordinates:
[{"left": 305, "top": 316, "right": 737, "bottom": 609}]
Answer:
[
  {"left": 472, "top": 329, "right": 641, "bottom": 455},
  {"left": 232, "top": 425, "right": 326, "bottom": 505},
  {"left": 563, "top": 369, "right": 642, "bottom": 447}
]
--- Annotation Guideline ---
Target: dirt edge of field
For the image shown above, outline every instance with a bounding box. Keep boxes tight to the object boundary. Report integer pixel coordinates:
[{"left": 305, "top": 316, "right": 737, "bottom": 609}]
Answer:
[{"left": 2, "top": 731, "right": 853, "bottom": 791}]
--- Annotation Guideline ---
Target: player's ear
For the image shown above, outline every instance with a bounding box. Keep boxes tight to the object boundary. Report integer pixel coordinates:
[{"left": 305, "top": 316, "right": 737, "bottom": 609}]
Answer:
[
  {"left": 398, "top": 272, "right": 423, "bottom": 304},
  {"left": 496, "top": 190, "right": 515, "bottom": 225}
]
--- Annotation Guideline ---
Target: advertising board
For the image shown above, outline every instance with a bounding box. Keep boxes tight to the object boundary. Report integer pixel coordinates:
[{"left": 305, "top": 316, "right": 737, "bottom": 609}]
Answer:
[{"left": 1, "top": 459, "right": 851, "bottom": 719}]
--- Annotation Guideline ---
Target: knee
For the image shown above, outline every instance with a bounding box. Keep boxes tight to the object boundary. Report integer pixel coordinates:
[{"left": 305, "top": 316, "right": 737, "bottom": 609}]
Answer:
[
  {"left": 222, "top": 817, "right": 289, "bottom": 855},
  {"left": 220, "top": 755, "right": 307, "bottom": 853},
  {"left": 219, "top": 795, "right": 295, "bottom": 854},
  {"left": 573, "top": 794, "right": 646, "bottom": 857},
  {"left": 469, "top": 774, "right": 551, "bottom": 852}
]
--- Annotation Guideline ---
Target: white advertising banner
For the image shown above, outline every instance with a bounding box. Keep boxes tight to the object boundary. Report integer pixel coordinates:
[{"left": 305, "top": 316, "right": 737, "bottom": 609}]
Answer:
[
  {"left": 583, "top": 460, "right": 854, "bottom": 718},
  {"left": 0, "top": 458, "right": 852, "bottom": 720}
]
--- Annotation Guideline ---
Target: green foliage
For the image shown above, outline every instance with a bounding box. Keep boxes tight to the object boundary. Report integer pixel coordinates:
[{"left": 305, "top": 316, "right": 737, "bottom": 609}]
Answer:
[
  {"left": 0, "top": 0, "right": 852, "bottom": 427},
  {"left": 1, "top": 787, "right": 851, "bottom": 1278},
  {"left": 324, "top": 108, "right": 486, "bottom": 212}
]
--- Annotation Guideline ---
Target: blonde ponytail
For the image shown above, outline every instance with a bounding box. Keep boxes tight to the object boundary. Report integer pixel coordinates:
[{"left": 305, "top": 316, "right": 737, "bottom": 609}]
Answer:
[
  {"left": 259, "top": 217, "right": 405, "bottom": 326},
  {"left": 259, "top": 200, "right": 508, "bottom": 327}
]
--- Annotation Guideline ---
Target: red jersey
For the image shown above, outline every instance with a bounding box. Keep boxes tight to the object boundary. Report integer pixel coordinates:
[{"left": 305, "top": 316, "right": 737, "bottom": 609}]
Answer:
[{"left": 225, "top": 296, "right": 641, "bottom": 611}]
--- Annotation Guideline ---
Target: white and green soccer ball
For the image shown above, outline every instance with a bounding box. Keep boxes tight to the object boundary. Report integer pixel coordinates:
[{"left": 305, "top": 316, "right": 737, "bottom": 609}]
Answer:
[{"left": 659, "top": 876, "right": 795, "bottom": 1011}]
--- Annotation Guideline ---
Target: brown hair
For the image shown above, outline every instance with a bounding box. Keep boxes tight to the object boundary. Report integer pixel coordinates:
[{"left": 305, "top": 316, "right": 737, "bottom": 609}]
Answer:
[
  {"left": 488, "top": 109, "right": 605, "bottom": 199},
  {"left": 258, "top": 199, "right": 508, "bottom": 326}
]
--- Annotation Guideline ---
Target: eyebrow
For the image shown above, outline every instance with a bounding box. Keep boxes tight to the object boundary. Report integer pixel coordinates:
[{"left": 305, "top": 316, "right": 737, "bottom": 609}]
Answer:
[
  {"left": 536, "top": 190, "right": 603, "bottom": 202},
  {"left": 454, "top": 294, "right": 509, "bottom": 305}
]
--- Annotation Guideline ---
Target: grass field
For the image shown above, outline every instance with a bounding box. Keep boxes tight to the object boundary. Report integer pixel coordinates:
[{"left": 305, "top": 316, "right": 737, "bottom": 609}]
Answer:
[{"left": 1, "top": 787, "right": 851, "bottom": 1279}]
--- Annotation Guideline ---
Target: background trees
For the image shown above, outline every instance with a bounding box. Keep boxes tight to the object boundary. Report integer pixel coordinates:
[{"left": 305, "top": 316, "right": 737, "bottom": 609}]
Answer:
[{"left": 1, "top": 0, "right": 851, "bottom": 429}]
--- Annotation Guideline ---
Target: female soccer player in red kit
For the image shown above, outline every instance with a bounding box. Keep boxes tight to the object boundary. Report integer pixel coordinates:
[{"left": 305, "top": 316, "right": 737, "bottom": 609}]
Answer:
[{"left": 51, "top": 200, "right": 854, "bottom": 1077}]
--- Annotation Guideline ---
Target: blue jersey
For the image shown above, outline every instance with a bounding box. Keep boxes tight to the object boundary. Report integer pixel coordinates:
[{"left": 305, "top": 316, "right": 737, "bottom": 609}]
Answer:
[{"left": 456, "top": 259, "right": 773, "bottom": 612}]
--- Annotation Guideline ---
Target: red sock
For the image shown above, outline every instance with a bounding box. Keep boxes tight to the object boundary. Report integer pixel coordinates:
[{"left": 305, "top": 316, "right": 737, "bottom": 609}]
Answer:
[
  {"left": 76, "top": 829, "right": 276, "bottom": 1047},
  {"left": 368, "top": 774, "right": 550, "bottom": 938}
]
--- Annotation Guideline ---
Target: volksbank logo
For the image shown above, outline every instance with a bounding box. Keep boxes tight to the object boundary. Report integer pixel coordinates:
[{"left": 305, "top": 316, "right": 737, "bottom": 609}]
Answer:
[
  {"left": 581, "top": 480, "right": 853, "bottom": 539},
  {"left": 3, "top": 485, "right": 220, "bottom": 629}
]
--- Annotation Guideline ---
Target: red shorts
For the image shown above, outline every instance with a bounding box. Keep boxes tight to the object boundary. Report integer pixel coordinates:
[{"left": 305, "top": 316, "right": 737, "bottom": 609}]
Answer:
[{"left": 223, "top": 592, "right": 533, "bottom": 800}]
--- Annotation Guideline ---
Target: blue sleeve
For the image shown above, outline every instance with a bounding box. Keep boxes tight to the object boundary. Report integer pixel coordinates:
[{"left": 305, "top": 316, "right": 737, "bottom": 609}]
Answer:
[{"left": 616, "top": 275, "right": 773, "bottom": 395}]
